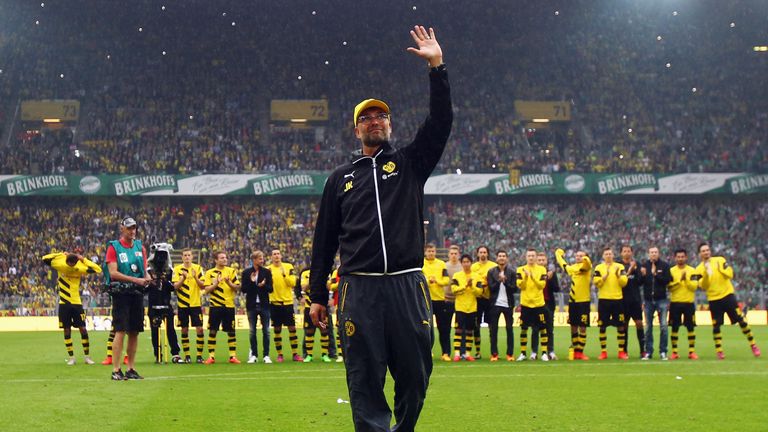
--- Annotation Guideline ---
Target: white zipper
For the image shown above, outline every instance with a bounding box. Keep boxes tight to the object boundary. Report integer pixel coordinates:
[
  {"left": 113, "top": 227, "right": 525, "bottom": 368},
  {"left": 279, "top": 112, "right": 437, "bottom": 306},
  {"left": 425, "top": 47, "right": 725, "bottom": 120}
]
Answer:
[{"left": 371, "top": 155, "right": 389, "bottom": 274}]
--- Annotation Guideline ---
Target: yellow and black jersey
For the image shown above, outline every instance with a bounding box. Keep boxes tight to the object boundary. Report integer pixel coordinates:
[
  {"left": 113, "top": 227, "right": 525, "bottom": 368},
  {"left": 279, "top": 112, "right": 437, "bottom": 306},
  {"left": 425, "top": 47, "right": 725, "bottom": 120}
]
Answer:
[
  {"left": 516, "top": 264, "right": 547, "bottom": 308},
  {"left": 556, "top": 250, "right": 593, "bottom": 303},
  {"left": 300, "top": 269, "right": 311, "bottom": 310},
  {"left": 593, "top": 262, "right": 627, "bottom": 300},
  {"left": 451, "top": 271, "right": 483, "bottom": 313},
  {"left": 669, "top": 265, "right": 698, "bottom": 303},
  {"left": 172, "top": 263, "right": 204, "bottom": 308},
  {"left": 328, "top": 268, "right": 340, "bottom": 292},
  {"left": 423, "top": 258, "right": 450, "bottom": 301},
  {"left": 470, "top": 260, "right": 497, "bottom": 299},
  {"left": 204, "top": 266, "right": 239, "bottom": 308},
  {"left": 42, "top": 252, "right": 102, "bottom": 305},
  {"left": 695, "top": 256, "right": 734, "bottom": 301},
  {"left": 269, "top": 262, "right": 297, "bottom": 304}
]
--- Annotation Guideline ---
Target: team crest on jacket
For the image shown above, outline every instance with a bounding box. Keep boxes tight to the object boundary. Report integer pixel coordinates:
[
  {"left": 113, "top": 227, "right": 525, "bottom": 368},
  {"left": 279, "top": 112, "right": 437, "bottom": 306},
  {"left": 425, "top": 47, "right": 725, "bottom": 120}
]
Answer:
[
  {"left": 382, "top": 161, "right": 396, "bottom": 173},
  {"left": 344, "top": 320, "right": 356, "bottom": 337}
]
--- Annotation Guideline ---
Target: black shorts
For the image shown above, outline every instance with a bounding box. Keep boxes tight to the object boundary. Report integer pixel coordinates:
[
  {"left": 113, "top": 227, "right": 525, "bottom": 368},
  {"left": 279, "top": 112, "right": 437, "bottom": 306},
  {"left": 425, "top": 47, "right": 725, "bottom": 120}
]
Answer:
[
  {"left": 112, "top": 293, "right": 145, "bottom": 333},
  {"left": 178, "top": 306, "right": 203, "bottom": 328},
  {"left": 598, "top": 299, "right": 625, "bottom": 327},
  {"left": 271, "top": 304, "right": 295, "bottom": 327},
  {"left": 709, "top": 294, "right": 743, "bottom": 327},
  {"left": 568, "top": 301, "right": 591, "bottom": 327},
  {"left": 209, "top": 307, "right": 235, "bottom": 332},
  {"left": 669, "top": 302, "right": 696, "bottom": 328},
  {"left": 623, "top": 300, "right": 643, "bottom": 322},
  {"left": 58, "top": 304, "right": 86, "bottom": 329},
  {"left": 520, "top": 306, "right": 548, "bottom": 328},
  {"left": 455, "top": 311, "right": 476, "bottom": 330}
]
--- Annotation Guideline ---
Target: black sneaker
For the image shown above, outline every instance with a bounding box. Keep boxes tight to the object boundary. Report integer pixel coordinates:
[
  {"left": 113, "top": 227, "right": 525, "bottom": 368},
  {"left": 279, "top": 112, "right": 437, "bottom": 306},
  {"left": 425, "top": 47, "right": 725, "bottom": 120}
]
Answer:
[
  {"left": 111, "top": 369, "right": 126, "bottom": 381},
  {"left": 185, "top": 355, "right": 192, "bottom": 364},
  {"left": 171, "top": 355, "right": 183, "bottom": 364},
  {"left": 124, "top": 369, "right": 144, "bottom": 380},
  {"left": 196, "top": 356, "right": 204, "bottom": 364}
]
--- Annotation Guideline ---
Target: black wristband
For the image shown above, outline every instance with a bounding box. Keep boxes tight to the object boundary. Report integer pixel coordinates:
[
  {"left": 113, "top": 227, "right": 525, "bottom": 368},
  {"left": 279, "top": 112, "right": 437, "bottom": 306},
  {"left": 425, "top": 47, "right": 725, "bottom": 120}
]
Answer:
[{"left": 430, "top": 63, "right": 446, "bottom": 72}]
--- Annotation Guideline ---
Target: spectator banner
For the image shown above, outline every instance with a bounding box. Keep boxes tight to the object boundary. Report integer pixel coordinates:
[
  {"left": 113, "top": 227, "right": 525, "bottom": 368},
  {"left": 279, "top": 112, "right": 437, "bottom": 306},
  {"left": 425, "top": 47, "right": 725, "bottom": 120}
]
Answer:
[{"left": 1, "top": 173, "right": 765, "bottom": 196}]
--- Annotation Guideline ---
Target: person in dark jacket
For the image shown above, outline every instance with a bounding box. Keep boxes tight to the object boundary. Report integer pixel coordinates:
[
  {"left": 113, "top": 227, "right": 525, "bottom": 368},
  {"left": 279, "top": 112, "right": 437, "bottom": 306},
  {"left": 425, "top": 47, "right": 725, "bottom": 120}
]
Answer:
[
  {"left": 241, "top": 250, "right": 273, "bottom": 364},
  {"left": 620, "top": 245, "right": 646, "bottom": 358},
  {"left": 640, "top": 246, "right": 672, "bottom": 360},
  {"left": 532, "top": 251, "right": 560, "bottom": 359},
  {"left": 486, "top": 250, "right": 517, "bottom": 361},
  {"left": 309, "top": 25, "right": 452, "bottom": 432}
]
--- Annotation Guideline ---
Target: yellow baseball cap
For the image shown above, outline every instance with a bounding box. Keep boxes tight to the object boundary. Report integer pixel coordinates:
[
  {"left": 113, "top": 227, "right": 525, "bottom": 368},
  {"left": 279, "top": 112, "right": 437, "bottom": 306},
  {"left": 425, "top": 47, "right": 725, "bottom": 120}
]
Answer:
[{"left": 353, "top": 99, "right": 390, "bottom": 126}]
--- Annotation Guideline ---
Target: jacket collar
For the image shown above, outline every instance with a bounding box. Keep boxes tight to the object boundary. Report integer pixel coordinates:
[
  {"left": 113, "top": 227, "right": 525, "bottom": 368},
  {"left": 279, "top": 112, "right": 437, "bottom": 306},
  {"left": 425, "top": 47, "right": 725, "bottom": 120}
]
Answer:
[{"left": 350, "top": 143, "right": 395, "bottom": 164}]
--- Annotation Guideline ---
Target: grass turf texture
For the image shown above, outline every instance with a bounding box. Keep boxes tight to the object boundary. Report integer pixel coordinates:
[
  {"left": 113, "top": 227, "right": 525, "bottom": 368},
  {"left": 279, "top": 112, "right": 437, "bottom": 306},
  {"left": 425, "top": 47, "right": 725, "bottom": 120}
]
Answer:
[{"left": 0, "top": 326, "right": 765, "bottom": 431}]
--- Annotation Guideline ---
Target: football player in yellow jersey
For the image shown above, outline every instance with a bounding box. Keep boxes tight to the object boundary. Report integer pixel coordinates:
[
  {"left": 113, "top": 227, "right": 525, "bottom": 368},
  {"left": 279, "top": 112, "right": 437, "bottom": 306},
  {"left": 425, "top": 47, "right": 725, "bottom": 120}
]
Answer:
[
  {"left": 422, "top": 243, "right": 452, "bottom": 361},
  {"left": 593, "top": 247, "right": 629, "bottom": 360},
  {"left": 451, "top": 254, "right": 483, "bottom": 361},
  {"left": 668, "top": 249, "right": 699, "bottom": 360},
  {"left": 515, "top": 249, "right": 550, "bottom": 361},
  {"left": 555, "top": 248, "right": 592, "bottom": 360},
  {"left": 470, "top": 246, "right": 497, "bottom": 359},
  {"left": 300, "top": 268, "right": 332, "bottom": 363},
  {"left": 325, "top": 267, "right": 343, "bottom": 362},
  {"left": 42, "top": 250, "right": 102, "bottom": 365},
  {"left": 202, "top": 251, "right": 241, "bottom": 364},
  {"left": 172, "top": 248, "right": 206, "bottom": 363},
  {"left": 696, "top": 243, "right": 760, "bottom": 359},
  {"left": 268, "top": 249, "right": 302, "bottom": 362}
]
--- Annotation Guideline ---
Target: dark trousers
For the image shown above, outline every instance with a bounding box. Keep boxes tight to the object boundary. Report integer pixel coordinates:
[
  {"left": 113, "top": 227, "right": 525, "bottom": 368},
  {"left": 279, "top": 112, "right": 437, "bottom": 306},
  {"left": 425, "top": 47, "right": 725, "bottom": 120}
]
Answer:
[
  {"left": 532, "top": 303, "right": 555, "bottom": 354},
  {"left": 488, "top": 305, "right": 514, "bottom": 356},
  {"left": 149, "top": 309, "right": 180, "bottom": 358},
  {"left": 476, "top": 298, "right": 490, "bottom": 324},
  {"left": 327, "top": 309, "right": 338, "bottom": 358},
  {"left": 338, "top": 272, "right": 433, "bottom": 432},
  {"left": 432, "top": 300, "right": 455, "bottom": 355},
  {"left": 247, "top": 305, "right": 271, "bottom": 358}
]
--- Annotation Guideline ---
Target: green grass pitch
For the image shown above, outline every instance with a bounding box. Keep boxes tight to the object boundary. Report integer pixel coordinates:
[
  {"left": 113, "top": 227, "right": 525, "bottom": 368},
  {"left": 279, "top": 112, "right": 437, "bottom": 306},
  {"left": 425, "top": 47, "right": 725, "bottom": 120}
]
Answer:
[{"left": 1, "top": 326, "right": 766, "bottom": 431}]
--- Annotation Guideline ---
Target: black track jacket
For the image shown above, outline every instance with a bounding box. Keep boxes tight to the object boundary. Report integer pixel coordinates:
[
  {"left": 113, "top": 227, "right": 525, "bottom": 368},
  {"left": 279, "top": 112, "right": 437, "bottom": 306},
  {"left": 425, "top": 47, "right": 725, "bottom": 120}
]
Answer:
[{"left": 309, "top": 66, "right": 452, "bottom": 304}]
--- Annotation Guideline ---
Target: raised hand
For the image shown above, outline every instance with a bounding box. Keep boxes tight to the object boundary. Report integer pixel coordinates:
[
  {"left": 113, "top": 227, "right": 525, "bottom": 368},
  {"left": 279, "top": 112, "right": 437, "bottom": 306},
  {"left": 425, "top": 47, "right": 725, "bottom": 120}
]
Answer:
[{"left": 406, "top": 25, "right": 443, "bottom": 67}]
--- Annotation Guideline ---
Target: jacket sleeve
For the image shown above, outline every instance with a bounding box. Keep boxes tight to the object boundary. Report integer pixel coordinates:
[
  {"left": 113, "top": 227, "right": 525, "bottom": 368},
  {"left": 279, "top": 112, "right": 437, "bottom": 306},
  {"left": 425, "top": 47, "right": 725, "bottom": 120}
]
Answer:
[
  {"left": 550, "top": 272, "right": 560, "bottom": 293},
  {"left": 717, "top": 258, "right": 734, "bottom": 280},
  {"left": 401, "top": 67, "right": 453, "bottom": 183},
  {"left": 515, "top": 268, "right": 525, "bottom": 289},
  {"left": 486, "top": 268, "right": 499, "bottom": 296},
  {"left": 656, "top": 263, "right": 672, "bottom": 287},
  {"left": 451, "top": 277, "right": 464, "bottom": 295},
  {"left": 438, "top": 265, "right": 450, "bottom": 286},
  {"left": 309, "top": 172, "right": 342, "bottom": 304},
  {"left": 265, "top": 270, "right": 274, "bottom": 294}
]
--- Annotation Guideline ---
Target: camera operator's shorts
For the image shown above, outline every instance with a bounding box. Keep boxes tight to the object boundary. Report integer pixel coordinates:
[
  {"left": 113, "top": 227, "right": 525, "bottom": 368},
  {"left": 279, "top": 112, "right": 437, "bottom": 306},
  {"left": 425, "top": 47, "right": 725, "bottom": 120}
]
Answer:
[
  {"left": 112, "top": 293, "right": 145, "bottom": 332},
  {"left": 271, "top": 304, "right": 296, "bottom": 327},
  {"left": 178, "top": 306, "right": 203, "bottom": 328},
  {"left": 58, "top": 304, "right": 86, "bottom": 329},
  {"left": 209, "top": 307, "right": 235, "bottom": 332}
]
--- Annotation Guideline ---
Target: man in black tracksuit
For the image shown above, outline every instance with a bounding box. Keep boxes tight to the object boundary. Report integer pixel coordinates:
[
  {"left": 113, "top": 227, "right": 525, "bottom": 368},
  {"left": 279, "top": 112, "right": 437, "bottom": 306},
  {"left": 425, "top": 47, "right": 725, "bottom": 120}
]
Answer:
[{"left": 309, "top": 26, "right": 452, "bottom": 432}]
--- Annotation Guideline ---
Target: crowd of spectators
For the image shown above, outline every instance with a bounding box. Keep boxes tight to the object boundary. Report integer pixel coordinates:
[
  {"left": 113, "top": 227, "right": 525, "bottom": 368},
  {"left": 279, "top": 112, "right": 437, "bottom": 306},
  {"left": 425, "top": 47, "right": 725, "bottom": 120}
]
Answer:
[
  {"left": 1, "top": 196, "right": 765, "bottom": 314},
  {"left": 0, "top": 1, "right": 766, "bottom": 175}
]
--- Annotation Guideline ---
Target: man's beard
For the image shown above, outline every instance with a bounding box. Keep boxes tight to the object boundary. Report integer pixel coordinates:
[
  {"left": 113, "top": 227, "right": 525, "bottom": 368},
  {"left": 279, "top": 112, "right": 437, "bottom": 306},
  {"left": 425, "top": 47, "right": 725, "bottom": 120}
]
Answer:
[{"left": 362, "top": 136, "right": 390, "bottom": 149}]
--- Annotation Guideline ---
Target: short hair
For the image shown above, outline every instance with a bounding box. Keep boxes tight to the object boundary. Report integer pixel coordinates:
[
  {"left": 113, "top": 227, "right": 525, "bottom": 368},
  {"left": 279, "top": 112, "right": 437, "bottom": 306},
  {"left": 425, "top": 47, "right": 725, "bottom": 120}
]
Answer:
[
  {"left": 536, "top": 251, "right": 546, "bottom": 256},
  {"left": 648, "top": 246, "right": 659, "bottom": 252},
  {"left": 476, "top": 245, "right": 489, "bottom": 254},
  {"left": 698, "top": 242, "right": 710, "bottom": 252},
  {"left": 251, "top": 250, "right": 264, "bottom": 260},
  {"left": 460, "top": 254, "right": 473, "bottom": 262},
  {"left": 212, "top": 250, "right": 226, "bottom": 260},
  {"left": 449, "top": 245, "right": 460, "bottom": 252},
  {"left": 526, "top": 248, "right": 537, "bottom": 253},
  {"left": 182, "top": 248, "right": 193, "bottom": 254},
  {"left": 674, "top": 249, "right": 687, "bottom": 256},
  {"left": 620, "top": 244, "right": 633, "bottom": 252},
  {"left": 66, "top": 254, "right": 78, "bottom": 266},
  {"left": 425, "top": 243, "right": 436, "bottom": 250},
  {"left": 496, "top": 250, "right": 508, "bottom": 257},
  {"left": 603, "top": 246, "right": 613, "bottom": 252}
]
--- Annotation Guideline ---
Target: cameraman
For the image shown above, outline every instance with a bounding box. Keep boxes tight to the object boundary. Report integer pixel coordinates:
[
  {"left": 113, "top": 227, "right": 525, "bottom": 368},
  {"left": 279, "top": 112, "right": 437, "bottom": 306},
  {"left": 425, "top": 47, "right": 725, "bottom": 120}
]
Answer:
[
  {"left": 105, "top": 217, "right": 151, "bottom": 380},
  {"left": 147, "top": 247, "right": 182, "bottom": 363}
]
